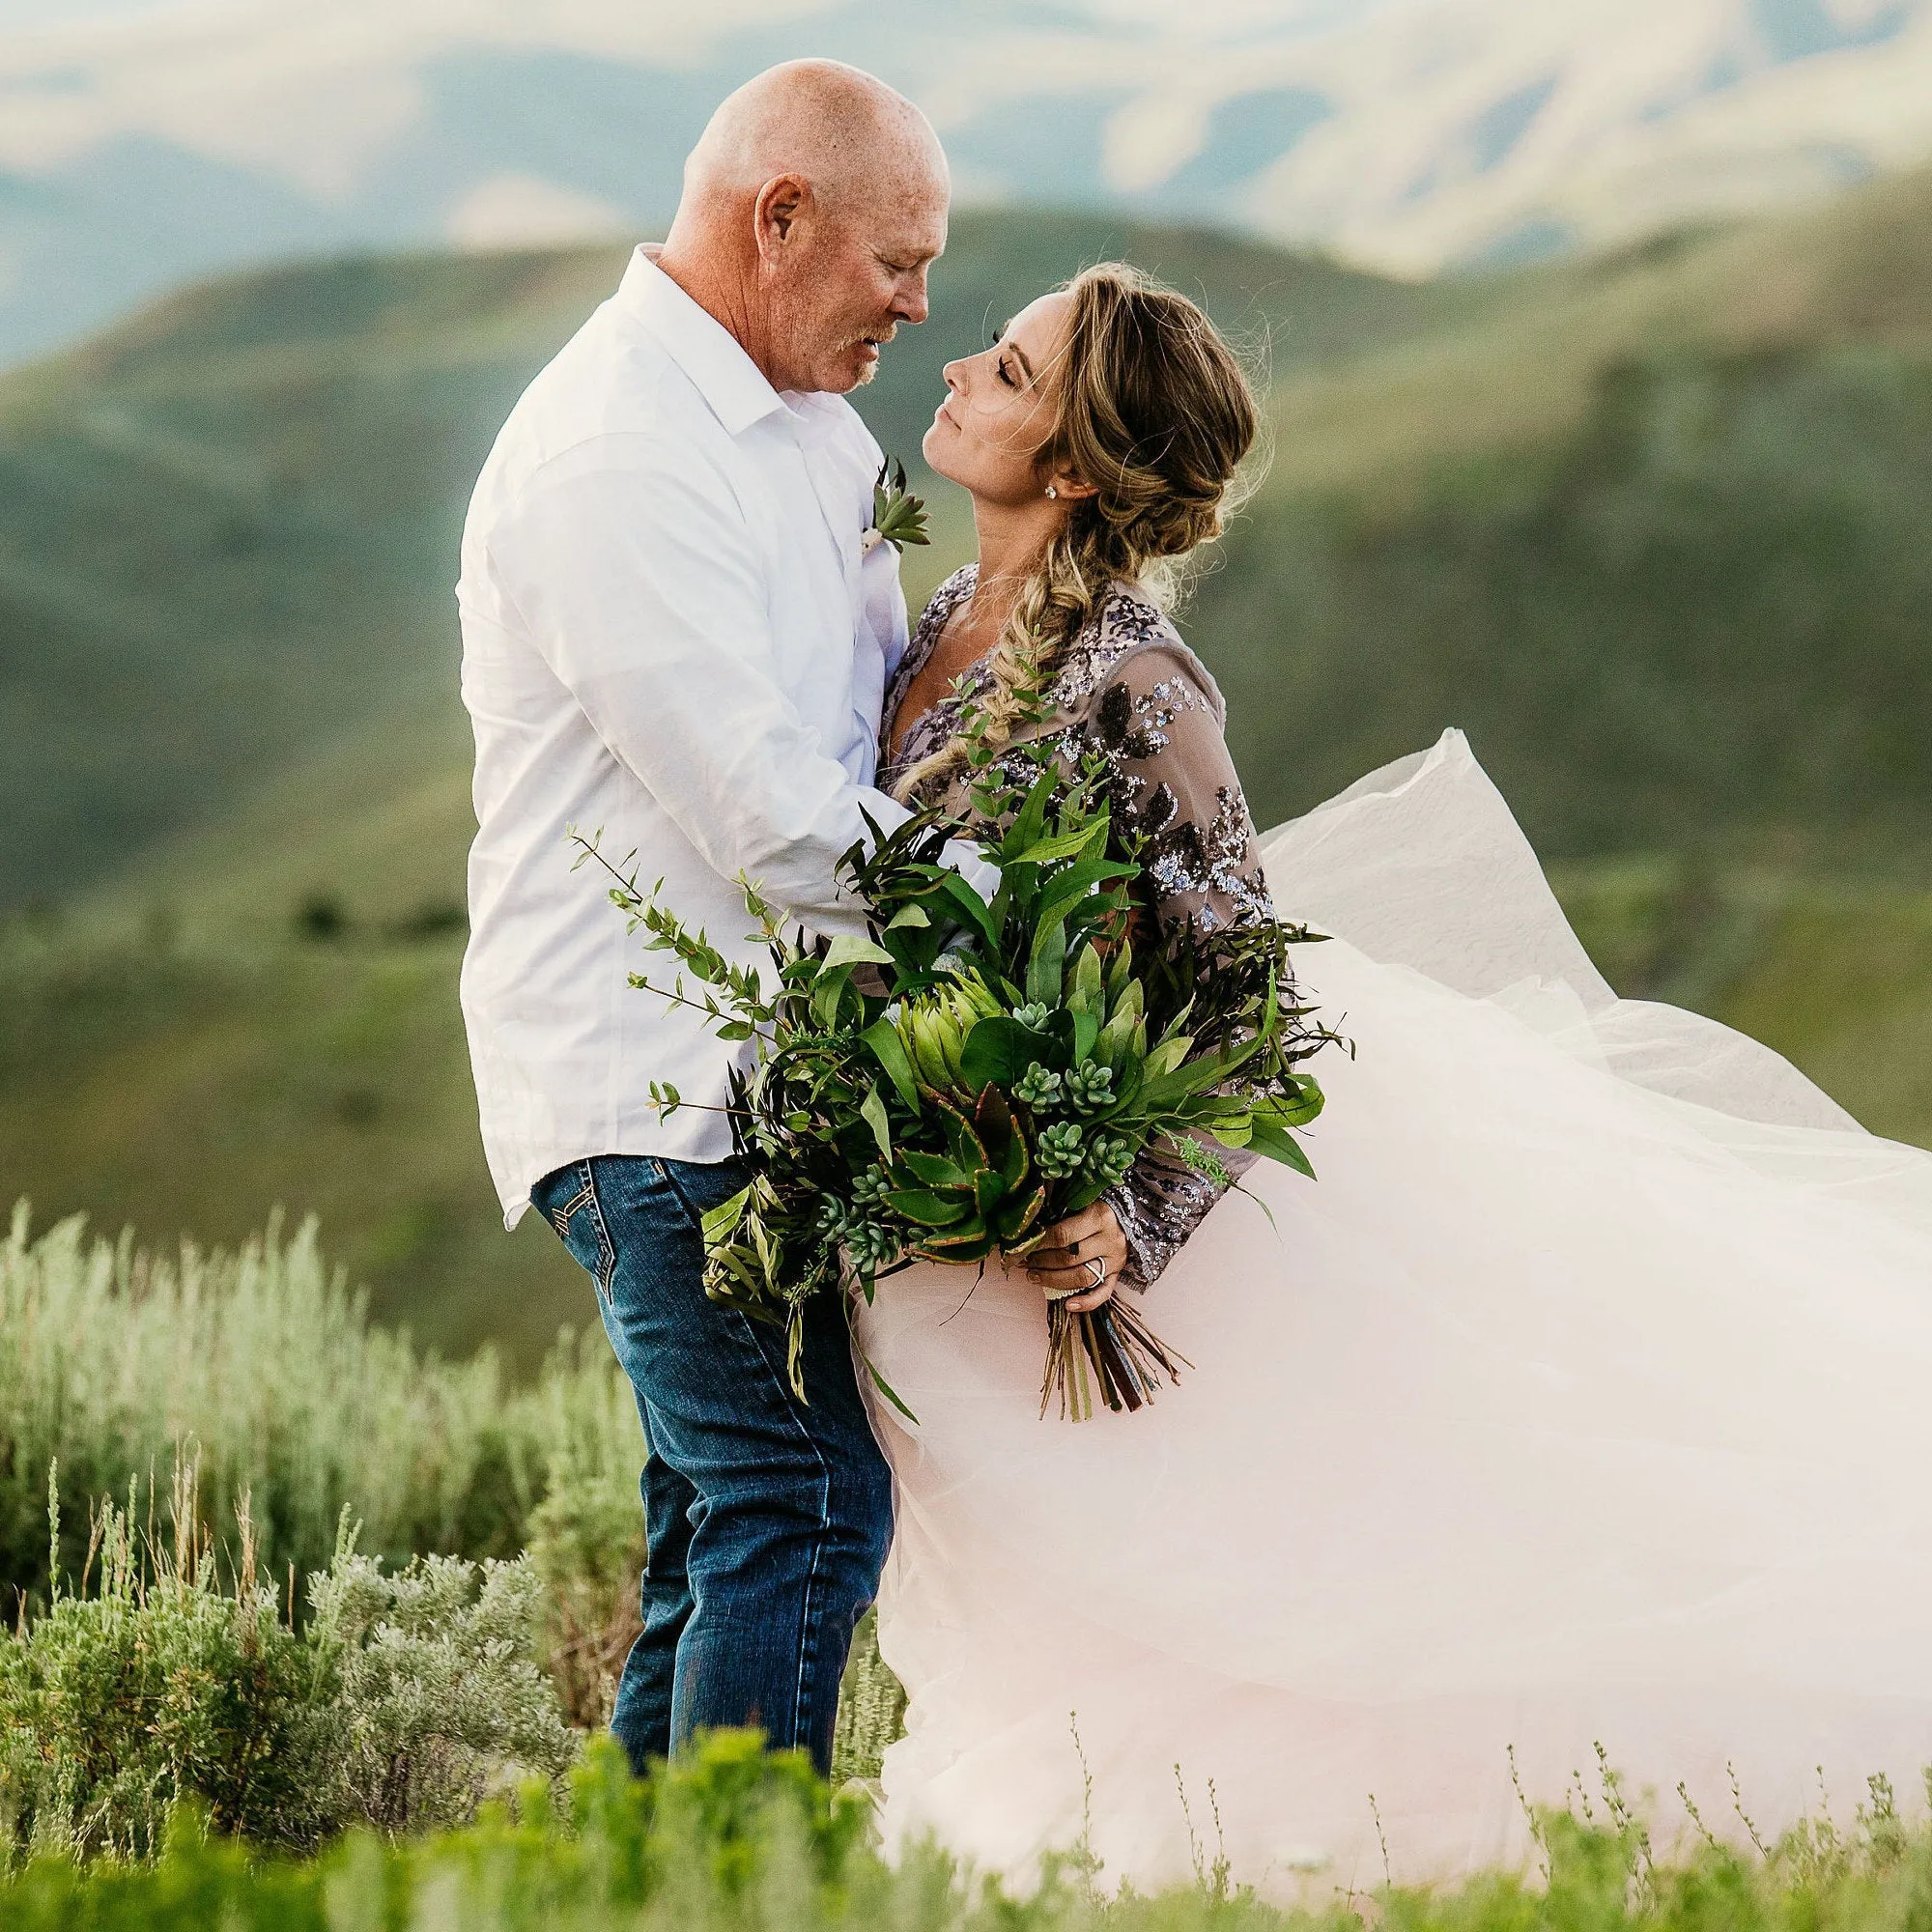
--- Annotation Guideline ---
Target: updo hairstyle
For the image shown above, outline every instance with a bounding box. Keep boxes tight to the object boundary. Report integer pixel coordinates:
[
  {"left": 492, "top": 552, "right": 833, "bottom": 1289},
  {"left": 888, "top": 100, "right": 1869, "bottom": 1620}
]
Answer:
[{"left": 895, "top": 261, "right": 1261, "bottom": 802}]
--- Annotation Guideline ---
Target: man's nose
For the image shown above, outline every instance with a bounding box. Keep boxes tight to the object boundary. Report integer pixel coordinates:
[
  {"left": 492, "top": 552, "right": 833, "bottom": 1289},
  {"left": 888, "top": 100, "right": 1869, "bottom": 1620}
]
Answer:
[{"left": 894, "top": 269, "right": 930, "bottom": 327}]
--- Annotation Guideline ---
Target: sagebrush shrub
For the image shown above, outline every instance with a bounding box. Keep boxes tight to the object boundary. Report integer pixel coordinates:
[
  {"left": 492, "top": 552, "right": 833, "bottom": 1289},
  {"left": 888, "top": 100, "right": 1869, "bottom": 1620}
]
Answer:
[
  {"left": 0, "top": 1471, "right": 320, "bottom": 1859},
  {"left": 0, "top": 1463, "right": 578, "bottom": 1861},
  {"left": 0, "top": 1203, "right": 642, "bottom": 1614},
  {"left": 0, "top": 1203, "right": 910, "bottom": 1796},
  {"left": 306, "top": 1545, "right": 578, "bottom": 1837}
]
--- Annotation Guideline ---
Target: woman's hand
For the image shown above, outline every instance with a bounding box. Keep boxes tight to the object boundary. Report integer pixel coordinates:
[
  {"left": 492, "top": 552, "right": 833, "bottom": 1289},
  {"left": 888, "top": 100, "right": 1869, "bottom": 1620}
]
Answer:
[{"left": 1014, "top": 1202, "right": 1129, "bottom": 1313}]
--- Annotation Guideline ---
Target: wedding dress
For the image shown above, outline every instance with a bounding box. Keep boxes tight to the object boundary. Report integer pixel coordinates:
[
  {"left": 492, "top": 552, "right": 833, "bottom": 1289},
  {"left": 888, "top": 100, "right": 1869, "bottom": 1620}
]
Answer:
[{"left": 856, "top": 575, "right": 1932, "bottom": 1894}]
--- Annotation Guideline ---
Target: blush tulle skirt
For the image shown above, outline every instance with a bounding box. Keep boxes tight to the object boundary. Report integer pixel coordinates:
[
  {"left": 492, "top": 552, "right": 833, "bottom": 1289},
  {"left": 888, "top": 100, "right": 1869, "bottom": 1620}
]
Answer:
[{"left": 850, "top": 730, "right": 1932, "bottom": 1894}]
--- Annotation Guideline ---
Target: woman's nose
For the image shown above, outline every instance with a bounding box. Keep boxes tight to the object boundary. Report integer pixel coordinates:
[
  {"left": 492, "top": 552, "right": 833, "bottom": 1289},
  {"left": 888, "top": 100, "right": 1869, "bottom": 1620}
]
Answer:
[{"left": 941, "top": 358, "right": 966, "bottom": 392}]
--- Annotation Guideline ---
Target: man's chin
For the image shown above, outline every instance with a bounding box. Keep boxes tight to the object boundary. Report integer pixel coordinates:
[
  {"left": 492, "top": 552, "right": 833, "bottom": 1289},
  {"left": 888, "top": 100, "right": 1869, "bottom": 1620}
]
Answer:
[
  {"left": 800, "top": 338, "right": 885, "bottom": 394},
  {"left": 807, "top": 355, "right": 875, "bottom": 396}
]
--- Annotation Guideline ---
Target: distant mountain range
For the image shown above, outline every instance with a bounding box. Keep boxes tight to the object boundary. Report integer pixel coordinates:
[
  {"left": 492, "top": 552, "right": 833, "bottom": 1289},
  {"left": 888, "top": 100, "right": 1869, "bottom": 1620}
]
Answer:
[{"left": 3, "top": 0, "right": 1932, "bottom": 364}]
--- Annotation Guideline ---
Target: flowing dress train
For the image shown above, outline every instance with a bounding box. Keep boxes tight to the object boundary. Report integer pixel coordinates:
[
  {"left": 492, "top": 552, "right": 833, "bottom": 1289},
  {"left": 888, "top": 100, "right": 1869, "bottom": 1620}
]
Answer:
[{"left": 854, "top": 727, "right": 1932, "bottom": 1894}]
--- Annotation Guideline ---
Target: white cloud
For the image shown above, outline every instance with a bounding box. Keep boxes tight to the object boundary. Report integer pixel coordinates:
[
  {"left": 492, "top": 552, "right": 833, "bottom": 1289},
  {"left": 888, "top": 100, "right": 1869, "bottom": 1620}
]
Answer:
[
  {"left": 3, "top": 0, "right": 1932, "bottom": 280},
  {"left": 445, "top": 172, "right": 631, "bottom": 249}
]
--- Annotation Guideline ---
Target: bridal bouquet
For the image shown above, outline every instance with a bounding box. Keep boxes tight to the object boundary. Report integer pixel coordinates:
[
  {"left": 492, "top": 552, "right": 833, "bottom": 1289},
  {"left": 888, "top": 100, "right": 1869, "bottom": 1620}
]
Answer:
[{"left": 574, "top": 748, "right": 1331, "bottom": 1422}]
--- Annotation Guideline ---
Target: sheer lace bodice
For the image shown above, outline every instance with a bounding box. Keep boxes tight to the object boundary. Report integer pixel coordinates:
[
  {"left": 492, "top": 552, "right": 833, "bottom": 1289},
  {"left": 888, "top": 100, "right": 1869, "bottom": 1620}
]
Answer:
[{"left": 880, "top": 564, "right": 1278, "bottom": 1286}]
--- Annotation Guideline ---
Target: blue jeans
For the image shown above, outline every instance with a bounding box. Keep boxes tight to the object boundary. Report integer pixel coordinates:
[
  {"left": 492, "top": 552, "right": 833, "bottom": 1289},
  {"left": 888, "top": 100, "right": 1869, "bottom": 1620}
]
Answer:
[{"left": 531, "top": 1154, "right": 894, "bottom": 1777}]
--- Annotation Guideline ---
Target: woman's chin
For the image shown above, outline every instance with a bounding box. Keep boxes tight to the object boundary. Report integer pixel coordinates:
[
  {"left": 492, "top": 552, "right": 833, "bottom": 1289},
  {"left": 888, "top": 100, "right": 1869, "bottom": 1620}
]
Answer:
[{"left": 919, "top": 421, "right": 956, "bottom": 478}]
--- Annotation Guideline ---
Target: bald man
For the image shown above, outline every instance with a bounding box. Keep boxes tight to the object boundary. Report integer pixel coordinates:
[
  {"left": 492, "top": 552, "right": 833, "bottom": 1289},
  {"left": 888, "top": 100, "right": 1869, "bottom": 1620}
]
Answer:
[{"left": 457, "top": 62, "right": 950, "bottom": 1776}]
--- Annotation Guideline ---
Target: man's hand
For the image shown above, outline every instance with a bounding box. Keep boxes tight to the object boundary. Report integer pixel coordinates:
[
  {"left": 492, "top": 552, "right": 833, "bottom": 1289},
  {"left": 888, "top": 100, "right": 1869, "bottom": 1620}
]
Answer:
[{"left": 1012, "top": 1201, "right": 1129, "bottom": 1313}]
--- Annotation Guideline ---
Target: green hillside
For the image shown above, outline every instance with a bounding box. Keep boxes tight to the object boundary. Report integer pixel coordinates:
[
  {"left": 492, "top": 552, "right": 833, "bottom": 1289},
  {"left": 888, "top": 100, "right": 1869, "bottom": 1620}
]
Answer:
[
  {"left": 1201, "top": 172, "right": 1932, "bottom": 855},
  {"left": 0, "top": 213, "right": 1457, "bottom": 921},
  {"left": 0, "top": 247, "right": 628, "bottom": 918},
  {"left": 2, "top": 187, "right": 1930, "bottom": 1363}
]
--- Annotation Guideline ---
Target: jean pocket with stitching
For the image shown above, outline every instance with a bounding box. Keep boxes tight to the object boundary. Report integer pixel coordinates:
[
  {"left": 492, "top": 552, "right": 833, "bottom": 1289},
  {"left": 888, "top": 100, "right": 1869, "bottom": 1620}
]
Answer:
[{"left": 539, "top": 1160, "right": 617, "bottom": 1302}]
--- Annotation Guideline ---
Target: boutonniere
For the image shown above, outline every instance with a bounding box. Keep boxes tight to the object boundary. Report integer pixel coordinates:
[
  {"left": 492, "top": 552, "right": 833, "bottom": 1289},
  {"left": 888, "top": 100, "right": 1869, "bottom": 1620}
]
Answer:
[{"left": 861, "top": 457, "right": 929, "bottom": 555}]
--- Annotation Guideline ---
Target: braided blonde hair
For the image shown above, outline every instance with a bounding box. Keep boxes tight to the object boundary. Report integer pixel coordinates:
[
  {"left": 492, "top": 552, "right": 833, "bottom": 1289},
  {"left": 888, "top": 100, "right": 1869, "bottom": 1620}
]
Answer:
[{"left": 894, "top": 262, "right": 1261, "bottom": 803}]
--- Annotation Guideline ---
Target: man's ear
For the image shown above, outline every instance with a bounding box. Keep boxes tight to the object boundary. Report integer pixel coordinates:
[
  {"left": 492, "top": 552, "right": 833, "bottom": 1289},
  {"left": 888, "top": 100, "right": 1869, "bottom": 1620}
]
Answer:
[{"left": 753, "top": 174, "right": 811, "bottom": 261}]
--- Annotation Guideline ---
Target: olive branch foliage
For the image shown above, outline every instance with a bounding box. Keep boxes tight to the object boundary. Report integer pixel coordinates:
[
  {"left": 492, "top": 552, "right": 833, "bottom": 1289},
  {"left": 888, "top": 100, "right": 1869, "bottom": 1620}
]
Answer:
[{"left": 569, "top": 664, "right": 1335, "bottom": 1422}]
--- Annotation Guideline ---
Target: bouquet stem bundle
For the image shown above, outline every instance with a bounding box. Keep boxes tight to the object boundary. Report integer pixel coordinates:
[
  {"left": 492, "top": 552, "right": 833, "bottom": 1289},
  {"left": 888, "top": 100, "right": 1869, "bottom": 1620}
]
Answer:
[{"left": 1043, "top": 1294, "right": 1191, "bottom": 1422}]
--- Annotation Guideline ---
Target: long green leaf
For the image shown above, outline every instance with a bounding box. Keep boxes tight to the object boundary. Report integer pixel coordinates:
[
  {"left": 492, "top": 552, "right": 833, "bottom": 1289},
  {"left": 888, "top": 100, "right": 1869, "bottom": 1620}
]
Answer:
[
  {"left": 1005, "top": 820, "right": 1106, "bottom": 867},
  {"left": 859, "top": 1083, "right": 893, "bottom": 1160},
  {"left": 700, "top": 1185, "right": 753, "bottom": 1251},
  {"left": 918, "top": 1215, "right": 992, "bottom": 1254},
  {"left": 934, "top": 874, "right": 1000, "bottom": 951},
  {"left": 897, "top": 1149, "right": 970, "bottom": 1188},
  {"left": 854, "top": 1338, "right": 922, "bottom": 1424},
  {"left": 810, "top": 964, "right": 855, "bottom": 1028},
  {"left": 1246, "top": 1115, "right": 1317, "bottom": 1178},
  {"left": 1026, "top": 915, "right": 1066, "bottom": 1008},
  {"left": 994, "top": 1183, "right": 1047, "bottom": 1242},
  {"left": 861, "top": 1019, "right": 921, "bottom": 1109},
  {"left": 1258, "top": 1074, "right": 1326, "bottom": 1129}
]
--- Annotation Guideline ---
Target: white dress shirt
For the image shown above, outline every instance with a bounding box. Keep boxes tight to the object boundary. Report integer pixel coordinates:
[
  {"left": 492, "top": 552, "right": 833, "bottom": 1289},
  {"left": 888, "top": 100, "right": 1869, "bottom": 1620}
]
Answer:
[{"left": 458, "top": 246, "right": 924, "bottom": 1225}]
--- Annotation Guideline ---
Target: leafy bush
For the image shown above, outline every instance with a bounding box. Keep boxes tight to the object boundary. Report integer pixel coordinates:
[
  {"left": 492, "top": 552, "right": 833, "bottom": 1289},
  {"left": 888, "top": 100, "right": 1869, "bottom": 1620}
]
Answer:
[
  {"left": 0, "top": 1203, "right": 642, "bottom": 1615},
  {"left": 0, "top": 1463, "right": 576, "bottom": 1861}
]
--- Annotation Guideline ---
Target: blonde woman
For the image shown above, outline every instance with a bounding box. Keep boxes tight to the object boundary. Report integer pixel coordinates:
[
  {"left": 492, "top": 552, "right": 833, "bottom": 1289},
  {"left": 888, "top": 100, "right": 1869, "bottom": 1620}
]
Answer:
[{"left": 858, "top": 265, "right": 1932, "bottom": 1892}]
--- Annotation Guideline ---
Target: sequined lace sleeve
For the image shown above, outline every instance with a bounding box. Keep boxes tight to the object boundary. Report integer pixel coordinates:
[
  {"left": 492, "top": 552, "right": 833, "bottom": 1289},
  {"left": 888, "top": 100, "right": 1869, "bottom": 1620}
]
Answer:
[{"left": 1085, "top": 644, "right": 1274, "bottom": 1289}]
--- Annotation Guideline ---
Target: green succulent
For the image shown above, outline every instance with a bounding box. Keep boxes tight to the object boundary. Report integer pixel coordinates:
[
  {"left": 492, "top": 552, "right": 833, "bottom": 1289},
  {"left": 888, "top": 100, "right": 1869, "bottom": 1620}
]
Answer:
[
  {"left": 868, "top": 458, "right": 930, "bottom": 553},
  {"left": 1013, "top": 1062, "right": 1064, "bottom": 1108},
  {"left": 1037, "top": 1122, "right": 1086, "bottom": 1179},
  {"left": 1064, "top": 1062, "right": 1116, "bottom": 1115},
  {"left": 849, "top": 1165, "right": 893, "bottom": 1210},
  {"left": 1084, "top": 1134, "right": 1135, "bottom": 1186}
]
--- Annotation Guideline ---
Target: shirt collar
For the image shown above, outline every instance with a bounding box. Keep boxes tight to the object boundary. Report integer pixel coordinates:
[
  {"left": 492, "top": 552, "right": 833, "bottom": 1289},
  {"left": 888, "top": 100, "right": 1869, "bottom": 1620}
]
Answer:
[{"left": 613, "top": 246, "right": 791, "bottom": 438}]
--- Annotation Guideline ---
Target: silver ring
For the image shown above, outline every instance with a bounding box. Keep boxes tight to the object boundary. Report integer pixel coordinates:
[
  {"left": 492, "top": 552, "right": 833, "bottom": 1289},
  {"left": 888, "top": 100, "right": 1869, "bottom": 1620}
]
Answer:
[{"left": 1084, "top": 1257, "right": 1107, "bottom": 1289}]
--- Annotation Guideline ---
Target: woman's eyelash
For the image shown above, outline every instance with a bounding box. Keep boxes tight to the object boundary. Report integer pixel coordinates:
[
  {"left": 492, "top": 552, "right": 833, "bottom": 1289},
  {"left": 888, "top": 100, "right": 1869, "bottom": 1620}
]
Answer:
[{"left": 996, "top": 356, "right": 1016, "bottom": 387}]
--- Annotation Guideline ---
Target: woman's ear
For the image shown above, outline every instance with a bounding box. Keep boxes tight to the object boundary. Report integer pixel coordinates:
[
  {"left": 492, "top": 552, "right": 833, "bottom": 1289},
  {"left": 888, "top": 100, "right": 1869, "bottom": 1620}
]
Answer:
[{"left": 1043, "top": 467, "right": 1099, "bottom": 503}]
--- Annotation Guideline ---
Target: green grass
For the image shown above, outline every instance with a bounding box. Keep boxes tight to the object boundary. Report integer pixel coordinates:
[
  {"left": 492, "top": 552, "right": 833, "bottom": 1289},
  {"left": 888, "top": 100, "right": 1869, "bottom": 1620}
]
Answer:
[{"left": 9, "top": 1722, "right": 1932, "bottom": 1931}]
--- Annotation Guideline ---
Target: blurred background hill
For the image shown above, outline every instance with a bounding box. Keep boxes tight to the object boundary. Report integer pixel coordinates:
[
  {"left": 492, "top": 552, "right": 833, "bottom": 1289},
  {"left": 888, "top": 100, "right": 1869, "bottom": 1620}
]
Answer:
[{"left": 2, "top": 1, "right": 1930, "bottom": 1367}]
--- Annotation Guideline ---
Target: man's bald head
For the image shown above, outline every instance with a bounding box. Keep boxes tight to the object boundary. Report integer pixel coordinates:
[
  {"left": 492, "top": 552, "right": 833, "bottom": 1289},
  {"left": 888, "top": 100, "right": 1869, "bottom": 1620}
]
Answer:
[
  {"left": 683, "top": 60, "right": 947, "bottom": 212},
  {"left": 659, "top": 61, "right": 950, "bottom": 396}
]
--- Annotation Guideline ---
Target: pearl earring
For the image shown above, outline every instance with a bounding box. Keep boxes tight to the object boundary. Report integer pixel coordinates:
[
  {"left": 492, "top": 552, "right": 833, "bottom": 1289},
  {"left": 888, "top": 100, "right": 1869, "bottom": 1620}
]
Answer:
[{"left": 1044, "top": 485, "right": 1058, "bottom": 499}]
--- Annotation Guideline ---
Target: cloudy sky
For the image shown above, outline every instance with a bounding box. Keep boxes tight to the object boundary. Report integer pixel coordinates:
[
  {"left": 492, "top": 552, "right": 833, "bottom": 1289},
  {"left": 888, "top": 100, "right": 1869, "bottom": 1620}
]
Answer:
[{"left": 2, "top": 0, "right": 1929, "bottom": 363}]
